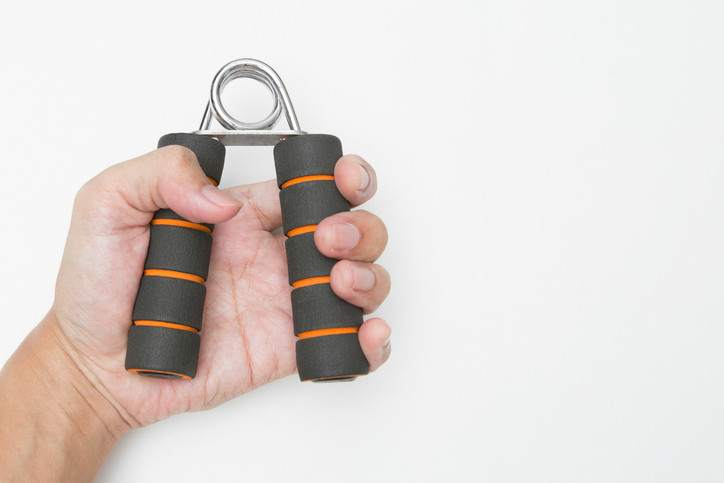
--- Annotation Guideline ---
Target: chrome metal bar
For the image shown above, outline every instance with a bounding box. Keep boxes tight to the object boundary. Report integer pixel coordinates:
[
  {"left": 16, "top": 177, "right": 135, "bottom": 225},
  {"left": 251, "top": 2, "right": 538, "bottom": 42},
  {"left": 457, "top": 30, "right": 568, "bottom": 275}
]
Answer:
[{"left": 194, "top": 59, "right": 305, "bottom": 145}]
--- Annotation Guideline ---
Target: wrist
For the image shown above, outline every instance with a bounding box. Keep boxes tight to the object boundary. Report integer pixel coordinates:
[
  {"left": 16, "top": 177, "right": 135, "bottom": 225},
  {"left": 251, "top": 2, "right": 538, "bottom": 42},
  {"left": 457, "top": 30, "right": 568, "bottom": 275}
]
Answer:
[
  {"left": 37, "top": 310, "right": 131, "bottom": 437},
  {"left": 0, "top": 311, "right": 130, "bottom": 480}
]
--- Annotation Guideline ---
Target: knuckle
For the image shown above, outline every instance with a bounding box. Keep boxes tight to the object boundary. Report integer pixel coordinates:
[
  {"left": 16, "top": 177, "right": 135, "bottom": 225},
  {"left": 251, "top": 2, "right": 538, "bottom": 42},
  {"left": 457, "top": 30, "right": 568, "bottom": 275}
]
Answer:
[
  {"left": 72, "top": 168, "right": 121, "bottom": 219},
  {"left": 330, "top": 260, "right": 355, "bottom": 293},
  {"left": 160, "top": 145, "right": 199, "bottom": 175},
  {"left": 356, "top": 210, "right": 388, "bottom": 255},
  {"left": 73, "top": 179, "right": 95, "bottom": 210},
  {"left": 74, "top": 166, "right": 112, "bottom": 205},
  {"left": 370, "top": 213, "right": 388, "bottom": 242},
  {"left": 74, "top": 176, "right": 97, "bottom": 203},
  {"left": 375, "top": 265, "right": 392, "bottom": 296}
]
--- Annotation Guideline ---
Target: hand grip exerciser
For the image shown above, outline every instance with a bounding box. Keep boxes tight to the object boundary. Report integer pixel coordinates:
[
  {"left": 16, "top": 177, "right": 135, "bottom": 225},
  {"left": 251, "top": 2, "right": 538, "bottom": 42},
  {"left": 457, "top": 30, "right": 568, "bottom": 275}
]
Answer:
[
  {"left": 125, "top": 133, "right": 225, "bottom": 379},
  {"left": 125, "top": 59, "right": 369, "bottom": 382}
]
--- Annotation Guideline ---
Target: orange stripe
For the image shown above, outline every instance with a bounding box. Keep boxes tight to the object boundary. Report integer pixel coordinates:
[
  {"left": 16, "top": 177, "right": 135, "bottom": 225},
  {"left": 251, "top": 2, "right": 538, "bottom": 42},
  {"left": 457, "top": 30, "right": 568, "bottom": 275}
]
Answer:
[
  {"left": 152, "top": 219, "right": 211, "bottom": 234},
  {"left": 292, "top": 276, "right": 330, "bottom": 288},
  {"left": 207, "top": 177, "right": 218, "bottom": 186},
  {"left": 281, "top": 175, "right": 335, "bottom": 189},
  {"left": 134, "top": 320, "right": 198, "bottom": 332},
  {"left": 144, "top": 269, "right": 205, "bottom": 284},
  {"left": 297, "top": 327, "right": 359, "bottom": 339},
  {"left": 127, "top": 368, "right": 192, "bottom": 380},
  {"left": 286, "top": 224, "right": 317, "bottom": 237}
]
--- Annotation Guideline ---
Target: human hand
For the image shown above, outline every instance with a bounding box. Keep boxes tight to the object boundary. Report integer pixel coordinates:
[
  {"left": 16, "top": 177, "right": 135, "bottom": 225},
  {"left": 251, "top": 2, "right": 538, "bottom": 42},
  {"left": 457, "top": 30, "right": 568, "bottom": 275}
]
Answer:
[{"left": 51, "top": 145, "right": 391, "bottom": 428}]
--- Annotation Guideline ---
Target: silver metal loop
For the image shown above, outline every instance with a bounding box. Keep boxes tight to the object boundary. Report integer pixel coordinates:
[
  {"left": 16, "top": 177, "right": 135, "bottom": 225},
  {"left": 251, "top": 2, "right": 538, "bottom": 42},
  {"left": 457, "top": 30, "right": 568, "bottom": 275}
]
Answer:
[{"left": 199, "top": 59, "right": 301, "bottom": 133}]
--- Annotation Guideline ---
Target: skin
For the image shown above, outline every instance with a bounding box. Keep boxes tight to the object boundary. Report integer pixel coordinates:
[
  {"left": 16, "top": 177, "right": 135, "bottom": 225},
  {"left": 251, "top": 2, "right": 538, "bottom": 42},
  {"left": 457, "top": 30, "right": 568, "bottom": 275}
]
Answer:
[{"left": 0, "top": 146, "right": 391, "bottom": 481}]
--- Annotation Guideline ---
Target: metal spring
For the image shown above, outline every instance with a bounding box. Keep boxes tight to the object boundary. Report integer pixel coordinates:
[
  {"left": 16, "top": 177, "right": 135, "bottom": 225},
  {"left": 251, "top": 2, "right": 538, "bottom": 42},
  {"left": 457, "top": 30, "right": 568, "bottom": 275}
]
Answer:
[{"left": 199, "top": 59, "right": 301, "bottom": 132}]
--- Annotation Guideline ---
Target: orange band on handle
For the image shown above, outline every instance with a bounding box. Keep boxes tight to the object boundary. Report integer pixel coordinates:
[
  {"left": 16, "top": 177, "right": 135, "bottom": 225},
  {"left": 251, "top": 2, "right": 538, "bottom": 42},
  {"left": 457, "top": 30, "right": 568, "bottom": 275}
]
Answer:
[
  {"left": 281, "top": 175, "right": 335, "bottom": 189},
  {"left": 207, "top": 177, "right": 218, "bottom": 186},
  {"left": 297, "top": 327, "right": 359, "bottom": 339},
  {"left": 286, "top": 224, "right": 317, "bottom": 237},
  {"left": 127, "top": 368, "right": 192, "bottom": 380},
  {"left": 292, "top": 276, "right": 331, "bottom": 288},
  {"left": 151, "top": 219, "right": 212, "bottom": 234},
  {"left": 133, "top": 320, "right": 199, "bottom": 332},
  {"left": 143, "top": 269, "right": 205, "bottom": 284}
]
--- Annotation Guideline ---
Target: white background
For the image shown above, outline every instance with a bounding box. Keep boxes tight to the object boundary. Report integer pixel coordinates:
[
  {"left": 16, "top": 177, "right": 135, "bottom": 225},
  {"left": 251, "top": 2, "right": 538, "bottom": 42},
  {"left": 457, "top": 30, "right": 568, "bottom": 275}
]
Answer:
[{"left": 1, "top": 1, "right": 723, "bottom": 481}]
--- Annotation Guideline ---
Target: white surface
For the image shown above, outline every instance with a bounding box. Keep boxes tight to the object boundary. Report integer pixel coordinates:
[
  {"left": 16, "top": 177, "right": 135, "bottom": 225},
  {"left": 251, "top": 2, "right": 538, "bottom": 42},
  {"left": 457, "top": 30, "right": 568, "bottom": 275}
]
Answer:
[{"left": 1, "top": 1, "right": 724, "bottom": 481}]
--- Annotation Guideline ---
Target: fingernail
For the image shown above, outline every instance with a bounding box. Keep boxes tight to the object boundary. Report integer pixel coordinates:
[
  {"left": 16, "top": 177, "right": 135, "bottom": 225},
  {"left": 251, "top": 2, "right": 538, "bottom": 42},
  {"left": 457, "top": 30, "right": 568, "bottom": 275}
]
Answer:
[
  {"left": 332, "top": 223, "right": 361, "bottom": 250},
  {"left": 352, "top": 265, "right": 375, "bottom": 292},
  {"left": 201, "top": 185, "right": 242, "bottom": 208},
  {"left": 358, "top": 164, "right": 371, "bottom": 193},
  {"left": 381, "top": 338, "right": 391, "bottom": 352}
]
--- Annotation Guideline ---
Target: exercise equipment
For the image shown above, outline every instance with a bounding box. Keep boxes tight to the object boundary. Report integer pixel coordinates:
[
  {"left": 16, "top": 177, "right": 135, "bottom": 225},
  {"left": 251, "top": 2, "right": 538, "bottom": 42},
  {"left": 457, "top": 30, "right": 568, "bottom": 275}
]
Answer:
[{"left": 125, "top": 59, "right": 369, "bottom": 382}]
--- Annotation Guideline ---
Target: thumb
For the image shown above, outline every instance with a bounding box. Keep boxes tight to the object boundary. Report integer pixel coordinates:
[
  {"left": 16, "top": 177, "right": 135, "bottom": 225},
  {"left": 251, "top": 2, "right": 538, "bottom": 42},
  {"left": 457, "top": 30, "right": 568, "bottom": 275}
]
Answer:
[{"left": 76, "top": 145, "right": 241, "bottom": 228}]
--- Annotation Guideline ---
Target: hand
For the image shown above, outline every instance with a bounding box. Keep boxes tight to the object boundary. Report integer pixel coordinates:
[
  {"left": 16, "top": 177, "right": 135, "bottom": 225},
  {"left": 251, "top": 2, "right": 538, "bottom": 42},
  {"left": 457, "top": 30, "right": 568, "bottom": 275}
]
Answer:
[{"left": 53, "top": 145, "right": 391, "bottom": 428}]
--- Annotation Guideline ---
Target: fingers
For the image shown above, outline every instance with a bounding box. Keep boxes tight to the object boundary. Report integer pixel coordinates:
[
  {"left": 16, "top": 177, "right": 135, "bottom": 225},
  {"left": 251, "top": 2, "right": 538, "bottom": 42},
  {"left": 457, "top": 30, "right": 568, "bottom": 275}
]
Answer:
[
  {"left": 334, "top": 155, "right": 377, "bottom": 207},
  {"left": 330, "top": 260, "right": 390, "bottom": 314},
  {"left": 216, "top": 154, "right": 378, "bottom": 235},
  {"left": 359, "top": 318, "right": 391, "bottom": 372},
  {"left": 222, "top": 180, "right": 283, "bottom": 232},
  {"left": 75, "top": 146, "right": 241, "bottom": 227},
  {"left": 314, "top": 210, "right": 388, "bottom": 262}
]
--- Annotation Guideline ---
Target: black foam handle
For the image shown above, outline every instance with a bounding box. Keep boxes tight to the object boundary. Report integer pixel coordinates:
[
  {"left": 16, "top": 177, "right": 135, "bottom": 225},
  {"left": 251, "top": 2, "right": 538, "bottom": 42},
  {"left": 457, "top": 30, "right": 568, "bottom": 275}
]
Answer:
[
  {"left": 274, "top": 134, "right": 369, "bottom": 382},
  {"left": 125, "top": 133, "right": 225, "bottom": 380}
]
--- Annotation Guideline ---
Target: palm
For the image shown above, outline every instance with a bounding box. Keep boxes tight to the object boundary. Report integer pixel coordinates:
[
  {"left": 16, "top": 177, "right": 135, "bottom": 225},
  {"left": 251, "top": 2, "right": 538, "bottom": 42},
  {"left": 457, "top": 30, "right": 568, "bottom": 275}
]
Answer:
[
  {"left": 56, "top": 180, "right": 298, "bottom": 426},
  {"left": 199, "top": 182, "right": 298, "bottom": 400}
]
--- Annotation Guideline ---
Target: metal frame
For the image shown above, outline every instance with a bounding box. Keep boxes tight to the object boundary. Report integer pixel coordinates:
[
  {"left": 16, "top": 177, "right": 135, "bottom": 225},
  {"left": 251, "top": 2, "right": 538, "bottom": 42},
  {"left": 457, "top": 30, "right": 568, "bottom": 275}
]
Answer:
[{"left": 194, "top": 59, "right": 306, "bottom": 146}]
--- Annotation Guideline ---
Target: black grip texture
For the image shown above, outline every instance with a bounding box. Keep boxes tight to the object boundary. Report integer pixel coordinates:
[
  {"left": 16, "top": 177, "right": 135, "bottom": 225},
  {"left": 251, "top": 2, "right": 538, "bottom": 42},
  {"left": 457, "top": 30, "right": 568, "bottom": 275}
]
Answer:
[
  {"left": 126, "top": 133, "right": 225, "bottom": 380},
  {"left": 279, "top": 181, "right": 350, "bottom": 235},
  {"left": 285, "top": 232, "right": 337, "bottom": 285},
  {"left": 291, "top": 284, "right": 363, "bottom": 334},
  {"left": 145, "top": 224, "right": 212, "bottom": 280},
  {"left": 296, "top": 334, "right": 369, "bottom": 382},
  {"left": 274, "top": 134, "right": 369, "bottom": 382},
  {"left": 274, "top": 134, "right": 340, "bottom": 187},
  {"left": 126, "top": 325, "right": 200, "bottom": 379},
  {"left": 133, "top": 275, "right": 206, "bottom": 331}
]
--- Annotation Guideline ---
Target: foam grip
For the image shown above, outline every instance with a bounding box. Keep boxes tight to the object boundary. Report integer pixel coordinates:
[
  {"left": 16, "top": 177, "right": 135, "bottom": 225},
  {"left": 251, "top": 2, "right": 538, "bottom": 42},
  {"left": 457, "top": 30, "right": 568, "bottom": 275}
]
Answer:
[
  {"left": 125, "top": 133, "right": 225, "bottom": 379},
  {"left": 145, "top": 224, "right": 212, "bottom": 280},
  {"left": 291, "top": 284, "right": 363, "bottom": 334},
  {"left": 133, "top": 276, "right": 206, "bottom": 332},
  {"left": 296, "top": 333, "right": 369, "bottom": 382},
  {"left": 126, "top": 325, "right": 200, "bottom": 379},
  {"left": 274, "top": 134, "right": 368, "bottom": 382},
  {"left": 285, "top": 232, "right": 337, "bottom": 285},
  {"left": 279, "top": 181, "right": 350, "bottom": 234}
]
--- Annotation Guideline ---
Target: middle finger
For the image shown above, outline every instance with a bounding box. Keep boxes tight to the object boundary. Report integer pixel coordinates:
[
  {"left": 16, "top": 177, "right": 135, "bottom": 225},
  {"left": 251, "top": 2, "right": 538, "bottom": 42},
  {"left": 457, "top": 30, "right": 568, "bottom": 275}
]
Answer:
[{"left": 314, "top": 210, "right": 388, "bottom": 262}]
